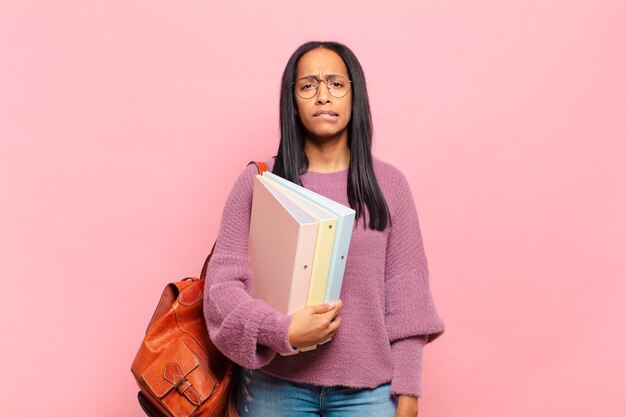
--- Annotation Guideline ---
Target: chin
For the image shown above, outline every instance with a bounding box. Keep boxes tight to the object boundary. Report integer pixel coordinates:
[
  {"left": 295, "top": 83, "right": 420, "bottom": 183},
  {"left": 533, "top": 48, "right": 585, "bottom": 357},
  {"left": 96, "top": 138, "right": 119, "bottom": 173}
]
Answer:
[
  {"left": 311, "top": 132, "right": 347, "bottom": 142},
  {"left": 305, "top": 125, "right": 348, "bottom": 139}
]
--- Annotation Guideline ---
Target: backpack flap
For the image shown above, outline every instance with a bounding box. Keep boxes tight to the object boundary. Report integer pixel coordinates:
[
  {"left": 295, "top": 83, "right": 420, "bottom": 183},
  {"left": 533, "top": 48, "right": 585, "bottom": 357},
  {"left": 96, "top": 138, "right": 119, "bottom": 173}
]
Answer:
[{"left": 141, "top": 338, "right": 217, "bottom": 417}]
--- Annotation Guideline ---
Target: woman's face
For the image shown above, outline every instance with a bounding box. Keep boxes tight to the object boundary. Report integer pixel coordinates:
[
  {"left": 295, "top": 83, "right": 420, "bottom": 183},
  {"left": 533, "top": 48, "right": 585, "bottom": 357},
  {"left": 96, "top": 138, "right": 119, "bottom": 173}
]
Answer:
[{"left": 294, "top": 48, "right": 352, "bottom": 142}]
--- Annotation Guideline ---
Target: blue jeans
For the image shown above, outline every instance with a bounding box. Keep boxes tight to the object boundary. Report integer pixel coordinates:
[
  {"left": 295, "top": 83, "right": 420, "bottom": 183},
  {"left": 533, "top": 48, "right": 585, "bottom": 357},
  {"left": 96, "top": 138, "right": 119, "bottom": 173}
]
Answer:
[{"left": 235, "top": 368, "right": 397, "bottom": 417}]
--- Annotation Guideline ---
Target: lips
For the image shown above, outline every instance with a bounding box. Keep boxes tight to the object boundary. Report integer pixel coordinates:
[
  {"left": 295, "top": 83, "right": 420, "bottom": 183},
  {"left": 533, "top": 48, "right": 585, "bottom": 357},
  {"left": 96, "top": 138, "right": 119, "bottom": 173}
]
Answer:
[
  {"left": 313, "top": 110, "right": 339, "bottom": 117},
  {"left": 313, "top": 110, "right": 339, "bottom": 121}
]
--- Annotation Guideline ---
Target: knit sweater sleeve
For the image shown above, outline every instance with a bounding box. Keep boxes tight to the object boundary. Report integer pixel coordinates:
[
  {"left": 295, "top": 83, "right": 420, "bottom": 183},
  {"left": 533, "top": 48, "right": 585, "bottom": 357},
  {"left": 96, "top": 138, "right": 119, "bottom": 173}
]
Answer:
[
  {"left": 384, "top": 168, "right": 445, "bottom": 397},
  {"left": 202, "top": 164, "right": 299, "bottom": 368}
]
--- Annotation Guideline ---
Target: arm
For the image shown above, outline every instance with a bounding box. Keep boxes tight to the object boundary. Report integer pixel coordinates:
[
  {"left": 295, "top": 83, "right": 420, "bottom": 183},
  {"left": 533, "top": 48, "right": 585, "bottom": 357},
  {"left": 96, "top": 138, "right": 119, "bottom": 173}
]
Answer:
[
  {"left": 384, "top": 169, "right": 445, "bottom": 398},
  {"left": 202, "top": 164, "right": 299, "bottom": 369}
]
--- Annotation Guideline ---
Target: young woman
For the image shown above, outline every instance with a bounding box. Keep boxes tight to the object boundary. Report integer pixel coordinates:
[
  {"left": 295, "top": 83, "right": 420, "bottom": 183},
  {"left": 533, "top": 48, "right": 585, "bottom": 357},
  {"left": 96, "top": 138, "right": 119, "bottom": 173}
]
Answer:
[{"left": 203, "top": 41, "right": 445, "bottom": 417}]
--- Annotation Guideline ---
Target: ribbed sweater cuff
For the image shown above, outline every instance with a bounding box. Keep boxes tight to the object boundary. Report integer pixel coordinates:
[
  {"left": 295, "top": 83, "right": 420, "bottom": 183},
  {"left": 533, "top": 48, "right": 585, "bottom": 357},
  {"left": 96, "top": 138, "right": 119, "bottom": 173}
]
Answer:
[
  {"left": 390, "top": 336, "right": 427, "bottom": 397},
  {"left": 257, "top": 311, "right": 299, "bottom": 356}
]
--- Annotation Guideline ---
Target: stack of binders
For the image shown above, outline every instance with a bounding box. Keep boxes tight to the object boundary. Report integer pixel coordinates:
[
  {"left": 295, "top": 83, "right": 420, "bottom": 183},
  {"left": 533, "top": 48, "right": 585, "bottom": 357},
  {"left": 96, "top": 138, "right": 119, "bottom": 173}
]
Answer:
[{"left": 248, "top": 171, "right": 356, "bottom": 353}]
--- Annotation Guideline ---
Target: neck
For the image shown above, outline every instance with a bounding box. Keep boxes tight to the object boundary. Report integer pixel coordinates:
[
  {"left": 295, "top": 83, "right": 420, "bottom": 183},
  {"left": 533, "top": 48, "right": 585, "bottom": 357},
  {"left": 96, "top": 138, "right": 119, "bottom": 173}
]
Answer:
[{"left": 303, "top": 133, "right": 350, "bottom": 173}]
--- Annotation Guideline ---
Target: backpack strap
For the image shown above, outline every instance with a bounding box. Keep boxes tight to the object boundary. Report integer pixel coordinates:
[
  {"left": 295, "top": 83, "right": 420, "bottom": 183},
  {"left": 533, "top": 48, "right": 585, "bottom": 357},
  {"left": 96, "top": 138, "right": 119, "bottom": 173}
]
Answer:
[
  {"left": 200, "top": 161, "right": 268, "bottom": 280},
  {"left": 247, "top": 160, "right": 269, "bottom": 175}
]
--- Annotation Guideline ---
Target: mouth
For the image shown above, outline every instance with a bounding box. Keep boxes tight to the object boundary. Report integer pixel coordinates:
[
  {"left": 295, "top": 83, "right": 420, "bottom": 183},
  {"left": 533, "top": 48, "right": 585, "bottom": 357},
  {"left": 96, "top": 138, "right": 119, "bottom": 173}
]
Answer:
[{"left": 313, "top": 110, "right": 339, "bottom": 121}]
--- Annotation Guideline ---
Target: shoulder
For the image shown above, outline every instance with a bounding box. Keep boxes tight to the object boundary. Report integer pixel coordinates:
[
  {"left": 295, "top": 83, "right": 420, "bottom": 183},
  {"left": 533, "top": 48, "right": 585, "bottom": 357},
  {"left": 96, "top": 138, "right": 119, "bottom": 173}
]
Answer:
[
  {"left": 373, "top": 156, "right": 410, "bottom": 184},
  {"left": 372, "top": 157, "right": 412, "bottom": 200},
  {"left": 371, "top": 157, "right": 421, "bottom": 223},
  {"left": 224, "top": 157, "right": 276, "bottom": 204},
  {"left": 233, "top": 156, "right": 276, "bottom": 184}
]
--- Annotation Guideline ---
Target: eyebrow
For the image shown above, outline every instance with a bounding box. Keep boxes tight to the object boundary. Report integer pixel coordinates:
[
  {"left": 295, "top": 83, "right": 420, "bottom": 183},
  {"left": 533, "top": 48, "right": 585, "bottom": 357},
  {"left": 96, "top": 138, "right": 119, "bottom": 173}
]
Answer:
[{"left": 298, "top": 73, "right": 346, "bottom": 80}]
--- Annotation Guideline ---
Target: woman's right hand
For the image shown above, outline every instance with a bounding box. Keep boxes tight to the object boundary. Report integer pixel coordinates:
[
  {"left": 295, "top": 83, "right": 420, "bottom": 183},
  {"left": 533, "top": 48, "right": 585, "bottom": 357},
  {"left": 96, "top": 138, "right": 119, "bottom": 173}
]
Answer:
[{"left": 288, "top": 300, "right": 343, "bottom": 348}]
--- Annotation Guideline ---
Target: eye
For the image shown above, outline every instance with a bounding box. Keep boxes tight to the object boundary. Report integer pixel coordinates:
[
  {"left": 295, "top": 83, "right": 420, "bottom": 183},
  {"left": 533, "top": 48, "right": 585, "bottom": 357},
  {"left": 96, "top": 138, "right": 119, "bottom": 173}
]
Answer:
[
  {"left": 329, "top": 80, "right": 345, "bottom": 88},
  {"left": 297, "top": 78, "right": 319, "bottom": 91}
]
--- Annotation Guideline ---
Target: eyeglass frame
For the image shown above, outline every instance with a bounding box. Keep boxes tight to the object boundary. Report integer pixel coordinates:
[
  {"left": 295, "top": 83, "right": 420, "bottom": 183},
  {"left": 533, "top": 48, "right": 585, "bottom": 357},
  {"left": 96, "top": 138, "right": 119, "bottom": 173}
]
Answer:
[{"left": 292, "top": 75, "right": 353, "bottom": 99}]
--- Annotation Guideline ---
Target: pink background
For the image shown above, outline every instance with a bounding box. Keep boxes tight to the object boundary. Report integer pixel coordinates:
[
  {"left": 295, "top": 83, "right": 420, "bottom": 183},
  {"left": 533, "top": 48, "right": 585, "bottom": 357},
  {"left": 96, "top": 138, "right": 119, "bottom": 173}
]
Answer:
[{"left": 1, "top": 1, "right": 625, "bottom": 416}]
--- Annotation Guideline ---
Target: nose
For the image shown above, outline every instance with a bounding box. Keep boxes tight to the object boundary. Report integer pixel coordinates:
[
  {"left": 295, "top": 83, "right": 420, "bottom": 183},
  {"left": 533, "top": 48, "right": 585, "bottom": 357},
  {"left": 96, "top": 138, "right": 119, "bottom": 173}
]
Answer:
[{"left": 315, "top": 80, "right": 332, "bottom": 104}]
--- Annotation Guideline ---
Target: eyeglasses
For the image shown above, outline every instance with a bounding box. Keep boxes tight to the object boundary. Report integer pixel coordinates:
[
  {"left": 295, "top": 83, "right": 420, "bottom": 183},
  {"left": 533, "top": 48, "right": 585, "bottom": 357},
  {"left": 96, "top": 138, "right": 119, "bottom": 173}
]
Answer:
[{"left": 293, "top": 75, "right": 352, "bottom": 99}]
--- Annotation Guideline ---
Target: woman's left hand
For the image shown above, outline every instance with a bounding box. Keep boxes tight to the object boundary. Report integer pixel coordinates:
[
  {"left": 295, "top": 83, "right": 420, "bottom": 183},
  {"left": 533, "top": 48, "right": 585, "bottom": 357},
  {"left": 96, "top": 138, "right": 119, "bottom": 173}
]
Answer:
[{"left": 395, "top": 394, "right": 418, "bottom": 417}]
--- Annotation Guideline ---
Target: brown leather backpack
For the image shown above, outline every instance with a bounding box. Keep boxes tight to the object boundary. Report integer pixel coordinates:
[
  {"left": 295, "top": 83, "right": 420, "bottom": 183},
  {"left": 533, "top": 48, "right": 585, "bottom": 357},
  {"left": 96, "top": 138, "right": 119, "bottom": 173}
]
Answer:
[{"left": 131, "top": 161, "right": 268, "bottom": 417}]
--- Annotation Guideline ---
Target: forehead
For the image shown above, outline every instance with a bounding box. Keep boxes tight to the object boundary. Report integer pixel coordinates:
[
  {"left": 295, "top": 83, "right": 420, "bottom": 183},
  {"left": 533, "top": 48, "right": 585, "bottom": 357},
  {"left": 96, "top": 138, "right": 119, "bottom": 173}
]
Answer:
[{"left": 296, "top": 47, "right": 349, "bottom": 78}]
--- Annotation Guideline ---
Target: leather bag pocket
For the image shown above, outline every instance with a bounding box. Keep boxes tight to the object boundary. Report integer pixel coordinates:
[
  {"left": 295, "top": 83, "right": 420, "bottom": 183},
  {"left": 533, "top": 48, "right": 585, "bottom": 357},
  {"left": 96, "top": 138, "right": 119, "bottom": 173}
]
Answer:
[{"left": 141, "top": 338, "right": 217, "bottom": 417}]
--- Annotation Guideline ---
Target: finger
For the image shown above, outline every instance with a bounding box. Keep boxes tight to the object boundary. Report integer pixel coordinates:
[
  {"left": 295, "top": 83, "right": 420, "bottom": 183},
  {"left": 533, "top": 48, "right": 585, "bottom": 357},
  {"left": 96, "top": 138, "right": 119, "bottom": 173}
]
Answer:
[
  {"left": 323, "top": 305, "right": 342, "bottom": 321},
  {"left": 326, "top": 316, "right": 342, "bottom": 336},
  {"left": 324, "top": 322, "right": 339, "bottom": 339},
  {"left": 309, "top": 303, "right": 334, "bottom": 314}
]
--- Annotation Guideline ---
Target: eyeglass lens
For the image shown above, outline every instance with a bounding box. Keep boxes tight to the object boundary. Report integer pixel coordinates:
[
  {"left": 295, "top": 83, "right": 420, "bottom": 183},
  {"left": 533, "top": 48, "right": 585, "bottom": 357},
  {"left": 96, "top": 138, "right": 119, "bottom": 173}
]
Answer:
[{"left": 295, "top": 76, "right": 351, "bottom": 99}]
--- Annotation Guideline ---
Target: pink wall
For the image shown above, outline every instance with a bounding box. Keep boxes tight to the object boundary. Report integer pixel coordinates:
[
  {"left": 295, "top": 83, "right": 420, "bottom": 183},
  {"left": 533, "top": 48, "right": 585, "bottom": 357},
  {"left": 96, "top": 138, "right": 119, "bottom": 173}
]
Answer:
[{"left": 1, "top": 1, "right": 625, "bottom": 416}]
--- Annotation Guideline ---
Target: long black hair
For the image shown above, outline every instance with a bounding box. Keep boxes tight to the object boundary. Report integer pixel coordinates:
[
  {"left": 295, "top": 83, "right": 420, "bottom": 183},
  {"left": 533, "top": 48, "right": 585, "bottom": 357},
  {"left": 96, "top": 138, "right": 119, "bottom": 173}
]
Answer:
[{"left": 272, "top": 41, "right": 391, "bottom": 231}]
